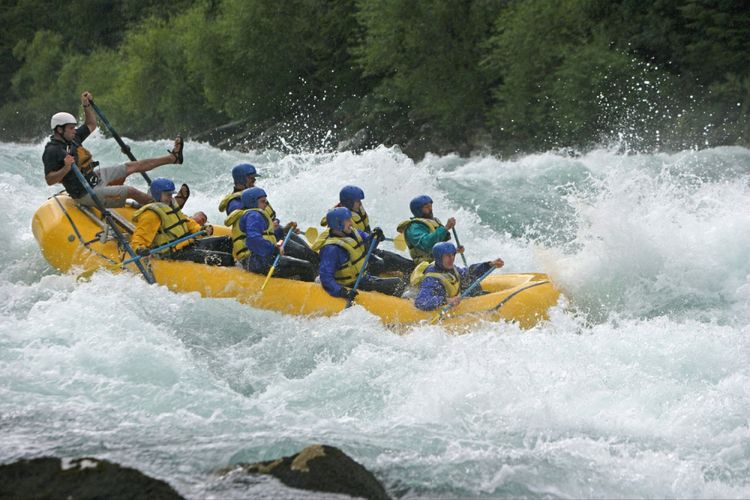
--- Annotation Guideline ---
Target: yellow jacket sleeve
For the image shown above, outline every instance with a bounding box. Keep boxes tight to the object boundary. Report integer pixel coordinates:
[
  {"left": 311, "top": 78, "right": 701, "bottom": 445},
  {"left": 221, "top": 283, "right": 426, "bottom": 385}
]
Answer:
[{"left": 130, "top": 210, "right": 161, "bottom": 250}]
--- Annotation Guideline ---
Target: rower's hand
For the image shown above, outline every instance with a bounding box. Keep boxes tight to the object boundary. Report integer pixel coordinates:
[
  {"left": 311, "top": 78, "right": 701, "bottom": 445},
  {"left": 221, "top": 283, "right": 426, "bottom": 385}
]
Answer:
[
  {"left": 372, "top": 227, "right": 385, "bottom": 242},
  {"left": 445, "top": 217, "right": 456, "bottom": 230},
  {"left": 81, "top": 91, "right": 92, "bottom": 106},
  {"left": 284, "top": 221, "right": 300, "bottom": 234},
  {"left": 457, "top": 245, "right": 465, "bottom": 254},
  {"left": 135, "top": 247, "right": 150, "bottom": 257},
  {"left": 447, "top": 296, "right": 461, "bottom": 307},
  {"left": 201, "top": 224, "right": 214, "bottom": 236},
  {"left": 492, "top": 258, "right": 504, "bottom": 269},
  {"left": 276, "top": 240, "right": 285, "bottom": 255},
  {"left": 64, "top": 154, "right": 75, "bottom": 169},
  {"left": 345, "top": 288, "right": 358, "bottom": 302}
]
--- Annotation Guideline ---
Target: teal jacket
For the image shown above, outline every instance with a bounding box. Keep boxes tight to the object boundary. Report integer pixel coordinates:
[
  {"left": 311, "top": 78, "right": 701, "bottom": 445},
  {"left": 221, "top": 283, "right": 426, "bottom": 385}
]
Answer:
[{"left": 405, "top": 223, "right": 450, "bottom": 255}]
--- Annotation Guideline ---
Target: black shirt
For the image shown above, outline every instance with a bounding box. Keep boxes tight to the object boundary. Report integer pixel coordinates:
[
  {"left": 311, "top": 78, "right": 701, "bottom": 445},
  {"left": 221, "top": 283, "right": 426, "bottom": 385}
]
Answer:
[{"left": 42, "top": 124, "right": 95, "bottom": 198}]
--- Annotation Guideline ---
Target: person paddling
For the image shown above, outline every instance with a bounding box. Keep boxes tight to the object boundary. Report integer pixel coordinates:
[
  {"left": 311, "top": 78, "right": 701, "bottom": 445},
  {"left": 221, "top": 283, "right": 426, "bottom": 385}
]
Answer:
[
  {"left": 313, "top": 186, "right": 415, "bottom": 276},
  {"left": 396, "top": 195, "right": 464, "bottom": 264},
  {"left": 227, "top": 187, "right": 316, "bottom": 281},
  {"left": 220, "top": 163, "right": 319, "bottom": 266},
  {"left": 131, "top": 178, "right": 233, "bottom": 266},
  {"left": 43, "top": 91, "right": 184, "bottom": 208},
  {"left": 413, "top": 242, "right": 504, "bottom": 311},
  {"left": 319, "top": 207, "right": 404, "bottom": 301}
]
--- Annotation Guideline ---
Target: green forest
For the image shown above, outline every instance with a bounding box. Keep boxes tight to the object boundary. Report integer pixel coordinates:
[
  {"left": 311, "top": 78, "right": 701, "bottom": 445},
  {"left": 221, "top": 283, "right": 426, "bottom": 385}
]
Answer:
[{"left": 1, "top": 0, "right": 748, "bottom": 157}]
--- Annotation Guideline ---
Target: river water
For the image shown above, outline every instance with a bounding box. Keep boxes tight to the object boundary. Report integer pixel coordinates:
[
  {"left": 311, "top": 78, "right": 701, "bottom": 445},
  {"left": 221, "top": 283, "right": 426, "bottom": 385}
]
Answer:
[{"left": 2, "top": 134, "right": 749, "bottom": 498}]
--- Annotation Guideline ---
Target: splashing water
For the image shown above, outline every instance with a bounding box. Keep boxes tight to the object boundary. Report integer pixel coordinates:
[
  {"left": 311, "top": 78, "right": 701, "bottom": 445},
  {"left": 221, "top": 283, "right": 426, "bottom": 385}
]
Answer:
[{"left": 2, "top": 134, "right": 750, "bottom": 498}]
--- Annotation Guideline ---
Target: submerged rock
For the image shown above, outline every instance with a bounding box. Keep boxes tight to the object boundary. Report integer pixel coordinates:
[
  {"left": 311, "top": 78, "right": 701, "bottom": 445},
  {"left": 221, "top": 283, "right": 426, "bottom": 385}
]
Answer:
[
  {"left": 0, "top": 456, "right": 183, "bottom": 500},
  {"left": 225, "top": 444, "right": 389, "bottom": 500}
]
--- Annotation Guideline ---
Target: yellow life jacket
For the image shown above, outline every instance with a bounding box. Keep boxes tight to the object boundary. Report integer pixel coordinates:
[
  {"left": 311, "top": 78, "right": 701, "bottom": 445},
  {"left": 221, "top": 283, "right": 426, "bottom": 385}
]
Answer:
[
  {"left": 218, "top": 191, "right": 241, "bottom": 213},
  {"left": 311, "top": 228, "right": 330, "bottom": 252},
  {"left": 395, "top": 217, "right": 445, "bottom": 263},
  {"left": 321, "top": 231, "right": 368, "bottom": 286},
  {"left": 133, "top": 201, "right": 192, "bottom": 249},
  {"left": 321, "top": 207, "right": 370, "bottom": 232},
  {"left": 219, "top": 191, "right": 278, "bottom": 220},
  {"left": 75, "top": 144, "right": 99, "bottom": 177},
  {"left": 411, "top": 262, "right": 461, "bottom": 298},
  {"left": 225, "top": 208, "right": 277, "bottom": 260}
]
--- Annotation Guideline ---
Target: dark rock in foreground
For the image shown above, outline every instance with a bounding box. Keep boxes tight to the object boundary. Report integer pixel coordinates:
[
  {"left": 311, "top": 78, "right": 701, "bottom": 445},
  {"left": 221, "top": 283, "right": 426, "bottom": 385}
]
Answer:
[
  {"left": 225, "top": 444, "right": 389, "bottom": 500},
  {"left": 0, "top": 456, "right": 183, "bottom": 500}
]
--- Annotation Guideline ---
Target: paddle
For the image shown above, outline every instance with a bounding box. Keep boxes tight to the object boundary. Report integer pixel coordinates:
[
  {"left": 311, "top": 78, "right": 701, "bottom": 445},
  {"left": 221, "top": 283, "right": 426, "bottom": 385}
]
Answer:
[
  {"left": 304, "top": 227, "right": 319, "bottom": 243},
  {"left": 261, "top": 229, "right": 295, "bottom": 291},
  {"left": 429, "top": 266, "right": 495, "bottom": 324},
  {"left": 79, "top": 230, "right": 206, "bottom": 280},
  {"left": 88, "top": 99, "right": 151, "bottom": 185},
  {"left": 346, "top": 236, "right": 379, "bottom": 308},
  {"left": 115, "top": 231, "right": 206, "bottom": 268},
  {"left": 69, "top": 161, "right": 154, "bottom": 284},
  {"left": 392, "top": 233, "right": 407, "bottom": 251},
  {"left": 451, "top": 228, "right": 468, "bottom": 267}
]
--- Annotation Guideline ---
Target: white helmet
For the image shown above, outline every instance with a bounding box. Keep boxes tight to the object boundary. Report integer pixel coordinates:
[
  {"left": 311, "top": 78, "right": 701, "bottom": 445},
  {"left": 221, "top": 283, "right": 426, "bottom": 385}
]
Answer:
[{"left": 50, "top": 112, "right": 77, "bottom": 130}]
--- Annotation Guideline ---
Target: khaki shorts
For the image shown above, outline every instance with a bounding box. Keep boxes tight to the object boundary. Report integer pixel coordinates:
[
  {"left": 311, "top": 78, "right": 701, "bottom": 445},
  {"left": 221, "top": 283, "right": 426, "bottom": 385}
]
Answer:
[{"left": 76, "top": 163, "right": 128, "bottom": 208}]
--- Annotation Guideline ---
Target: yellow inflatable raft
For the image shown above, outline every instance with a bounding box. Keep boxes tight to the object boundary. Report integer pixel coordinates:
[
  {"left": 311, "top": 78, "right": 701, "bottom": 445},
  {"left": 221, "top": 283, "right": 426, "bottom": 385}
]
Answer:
[{"left": 32, "top": 194, "right": 560, "bottom": 329}]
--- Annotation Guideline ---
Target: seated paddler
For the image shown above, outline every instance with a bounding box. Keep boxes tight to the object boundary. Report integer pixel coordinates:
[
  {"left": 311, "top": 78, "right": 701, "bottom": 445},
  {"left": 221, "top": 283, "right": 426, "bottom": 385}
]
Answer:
[
  {"left": 413, "top": 242, "right": 504, "bottom": 311},
  {"left": 218, "top": 163, "right": 260, "bottom": 216},
  {"left": 131, "top": 178, "right": 233, "bottom": 266},
  {"left": 221, "top": 163, "right": 319, "bottom": 267},
  {"left": 226, "top": 187, "right": 316, "bottom": 281},
  {"left": 319, "top": 207, "right": 405, "bottom": 302},
  {"left": 313, "top": 185, "right": 415, "bottom": 276},
  {"left": 397, "top": 195, "right": 464, "bottom": 264}
]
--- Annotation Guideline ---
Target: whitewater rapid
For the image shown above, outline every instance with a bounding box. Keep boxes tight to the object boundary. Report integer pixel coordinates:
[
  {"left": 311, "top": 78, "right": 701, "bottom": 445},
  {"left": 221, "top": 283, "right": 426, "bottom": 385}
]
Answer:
[{"left": 1, "top": 134, "right": 750, "bottom": 498}]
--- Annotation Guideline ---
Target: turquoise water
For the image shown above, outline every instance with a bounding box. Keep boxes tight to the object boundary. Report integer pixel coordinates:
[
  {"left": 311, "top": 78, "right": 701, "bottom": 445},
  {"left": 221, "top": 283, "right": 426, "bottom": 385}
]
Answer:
[{"left": 2, "top": 134, "right": 750, "bottom": 498}]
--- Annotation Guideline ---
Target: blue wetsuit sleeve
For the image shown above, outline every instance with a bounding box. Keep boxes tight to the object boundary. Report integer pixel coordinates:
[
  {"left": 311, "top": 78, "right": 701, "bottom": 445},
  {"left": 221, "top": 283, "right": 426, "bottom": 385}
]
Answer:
[
  {"left": 243, "top": 212, "right": 276, "bottom": 258},
  {"left": 415, "top": 276, "right": 447, "bottom": 310},
  {"left": 406, "top": 224, "right": 449, "bottom": 254},
  {"left": 320, "top": 246, "right": 348, "bottom": 297},
  {"left": 226, "top": 198, "right": 242, "bottom": 214}
]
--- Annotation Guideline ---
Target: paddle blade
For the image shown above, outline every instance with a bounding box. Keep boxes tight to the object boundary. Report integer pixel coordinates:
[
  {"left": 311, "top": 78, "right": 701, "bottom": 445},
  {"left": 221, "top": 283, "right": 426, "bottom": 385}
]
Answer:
[
  {"left": 304, "top": 227, "right": 318, "bottom": 243},
  {"left": 393, "top": 233, "right": 407, "bottom": 251}
]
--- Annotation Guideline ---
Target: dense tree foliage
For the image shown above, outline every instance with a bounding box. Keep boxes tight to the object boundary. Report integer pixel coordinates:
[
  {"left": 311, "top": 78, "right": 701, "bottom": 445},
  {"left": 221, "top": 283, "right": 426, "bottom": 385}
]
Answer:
[{"left": 0, "top": 0, "right": 747, "bottom": 156}]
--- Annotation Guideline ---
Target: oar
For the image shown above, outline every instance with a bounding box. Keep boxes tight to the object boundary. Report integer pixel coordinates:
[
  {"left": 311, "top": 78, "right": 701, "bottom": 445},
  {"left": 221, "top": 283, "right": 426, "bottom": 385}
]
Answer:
[
  {"left": 430, "top": 266, "right": 495, "bottom": 324},
  {"left": 346, "top": 237, "right": 378, "bottom": 308},
  {"left": 451, "top": 228, "right": 468, "bottom": 266},
  {"left": 78, "top": 230, "right": 206, "bottom": 280},
  {"left": 116, "top": 231, "right": 206, "bottom": 268},
  {"left": 89, "top": 99, "right": 151, "bottom": 185},
  {"left": 304, "top": 227, "right": 319, "bottom": 243},
  {"left": 69, "top": 162, "right": 154, "bottom": 284},
  {"left": 261, "top": 229, "right": 295, "bottom": 291},
  {"left": 392, "top": 233, "right": 406, "bottom": 251}
]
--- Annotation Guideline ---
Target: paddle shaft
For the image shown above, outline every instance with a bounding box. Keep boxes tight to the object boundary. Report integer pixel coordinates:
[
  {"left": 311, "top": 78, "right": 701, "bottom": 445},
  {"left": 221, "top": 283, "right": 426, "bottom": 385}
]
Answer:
[
  {"left": 69, "top": 162, "right": 155, "bottom": 284},
  {"left": 346, "top": 236, "right": 379, "bottom": 308},
  {"left": 119, "top": 230, "right": 206, "bottom": 267},
  {"left": 261, "top": 229, "right": 295, "bottom": 290},
  {"left": 451, "top": 227, "right": 468, "bottom": 266},
  {"left": 89, "top": 99, "right": 152, "bottom": 185},
  {"left": 432, "top": 266, "right": 495, "bottom": 323}
]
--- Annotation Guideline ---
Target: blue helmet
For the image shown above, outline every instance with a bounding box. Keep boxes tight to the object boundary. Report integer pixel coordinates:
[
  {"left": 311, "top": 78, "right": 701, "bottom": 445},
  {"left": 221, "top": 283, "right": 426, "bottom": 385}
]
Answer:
[
  {"left": 232, "top": 163, "right": 259, "bottom": 184},
  {"left": 409, "top": 195, "right": 433, "bottom": 217},
  {"left": 339, "top": 185, "right": 365, "bottom": 210},
  {"left": 149, "top": 178, "right": 176, "bottom": 201},
  {"left": 432, "top": 242, "right": 457, "bottom": 266},
  {"left": 241, "top": 187, "right": 267, "bottom": 209},
  {"left": 326, "top": 207, "right": 352, "bottom": 232}
]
